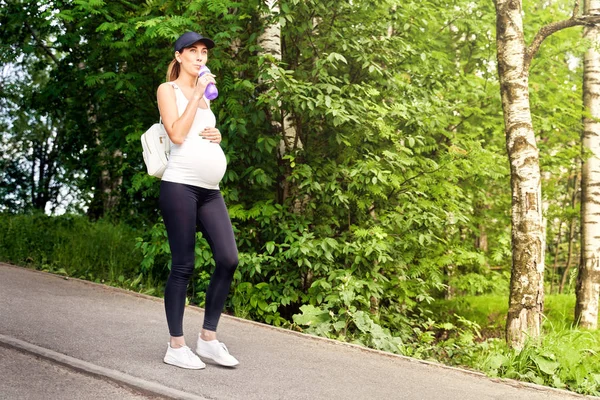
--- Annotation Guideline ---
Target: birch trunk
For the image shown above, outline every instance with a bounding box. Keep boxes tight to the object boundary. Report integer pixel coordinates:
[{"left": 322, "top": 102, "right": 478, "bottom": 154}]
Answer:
[
  {"left": 495, "top": 0, "right": 545, "bottom": 348},
  {"left": 259, "top": 0, "right": 282, "bottom": 62},
  {"left": 577, "top": 0, "right": 600, "bottom": 329},
  {"left": 259, "top": 0, "right": 302, "bottom": 204}
]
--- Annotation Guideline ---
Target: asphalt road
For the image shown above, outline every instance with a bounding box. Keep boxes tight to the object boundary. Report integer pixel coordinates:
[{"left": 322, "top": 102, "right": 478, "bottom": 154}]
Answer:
[
  {"left": 0, "top": 263, "right": 592, "bottom": 400},
  {"left": 0, "top": 345, "right": 160, "bottom": 400}
]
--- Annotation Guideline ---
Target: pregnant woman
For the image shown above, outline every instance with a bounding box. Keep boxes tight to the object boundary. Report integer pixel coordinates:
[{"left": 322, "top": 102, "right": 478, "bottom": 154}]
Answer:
[{"left": 156, "top": 31, "right": 239, "bottom": 370}]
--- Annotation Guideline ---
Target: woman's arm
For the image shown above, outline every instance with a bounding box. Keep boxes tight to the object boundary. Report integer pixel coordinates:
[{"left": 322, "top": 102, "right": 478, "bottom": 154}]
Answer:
[
  {"left": 156, "top": 83, "right": 199, "bottom": 145},
  {"left": 156, "top": 75, "right": 215, "bottom": 144}
]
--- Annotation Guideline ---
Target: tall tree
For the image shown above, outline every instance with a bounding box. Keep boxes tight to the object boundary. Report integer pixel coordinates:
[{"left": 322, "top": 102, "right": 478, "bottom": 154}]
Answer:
[
  {"left": 0, "top": 0, "right": 183, "bottom": 221},
  {"left": 577, "top": 0, "right": 600, "bottom": 330},
  {"left": 495, "top": 0, "right": 599, "bottom": 347},
  {"left": 258, "top": 0, "right": 302, "bottom": 205}
]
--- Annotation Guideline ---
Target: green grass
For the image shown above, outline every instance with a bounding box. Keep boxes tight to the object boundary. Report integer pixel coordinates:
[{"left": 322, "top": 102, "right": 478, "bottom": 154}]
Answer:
[
  {"left": 474, "top": 327, "right": 600, "bottom": 395},
  {"left": 433, "top": 293, "right": 600, "bottom": 395},
  {"left": 433, "top": 293, "right": 580, "bottom": 338},
  {"left": 543, "top": 294, "right": 577, "bottom": 328},
  {"left": 430, "top": 295, "right": 507, "bottom": 339},
  {"left": 0, "top": 213, "right": 162, "bottom": 294}
]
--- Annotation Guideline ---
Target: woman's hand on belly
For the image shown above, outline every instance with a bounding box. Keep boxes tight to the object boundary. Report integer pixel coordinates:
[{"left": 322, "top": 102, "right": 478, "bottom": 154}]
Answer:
[{"left": 201, "top": 127, "right": 222, "bottom": 144}]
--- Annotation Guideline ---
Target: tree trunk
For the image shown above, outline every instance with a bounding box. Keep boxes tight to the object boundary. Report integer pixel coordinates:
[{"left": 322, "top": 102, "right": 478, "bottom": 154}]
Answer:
[
  {"left": 259, "top": 0, "right": 302, "bottom": 205},
  {"left": 101, "top": 149, "right": 123, "bottom": 213},
  {"left": 495, "top": 0, "right": 545, "bottom": 349},
  {"left": 475, "top": 223, "right": 489, "bottom": 252},
  {"left": 259, "top": 0, "right": 282, "bottom": 60},
  {"left": 561, "top": 218, "right": 578, "bottom": 293},
  {"left": 560, "top": 171, "right": 580, "bottom": 293},
  {"left": 550, "top": 221, "right": 564, "bottom": 295},
  {"left": 577, "top": 0, "right": 600, "bottom": 329}
]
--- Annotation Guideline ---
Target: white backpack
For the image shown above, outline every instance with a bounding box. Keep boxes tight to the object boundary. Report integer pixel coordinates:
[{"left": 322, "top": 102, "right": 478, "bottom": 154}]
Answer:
[{"left": 141, "top": 120, "right": 170, "bottom": 178}]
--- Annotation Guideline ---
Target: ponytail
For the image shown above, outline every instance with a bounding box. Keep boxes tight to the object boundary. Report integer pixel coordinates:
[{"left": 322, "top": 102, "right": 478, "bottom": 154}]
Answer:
[{"left": 166, "top": 59, "right": 180, "bottom": 81}]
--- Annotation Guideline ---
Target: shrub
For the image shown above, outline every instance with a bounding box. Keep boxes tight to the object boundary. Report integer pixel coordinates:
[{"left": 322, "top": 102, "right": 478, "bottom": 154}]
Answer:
[{"left": 0, "top": 213, "right": 153, "bottom": 291}]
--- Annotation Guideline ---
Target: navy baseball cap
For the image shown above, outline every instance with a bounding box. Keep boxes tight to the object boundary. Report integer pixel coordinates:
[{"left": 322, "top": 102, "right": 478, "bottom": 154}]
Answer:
[{"left": 174, "top": 31, "right": 215, "bottom": 52}]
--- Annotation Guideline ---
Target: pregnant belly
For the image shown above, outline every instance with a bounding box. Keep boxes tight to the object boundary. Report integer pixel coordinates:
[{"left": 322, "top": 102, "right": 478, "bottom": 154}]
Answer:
[{"left": 167, "top": 140, "right": 227, "bottom": 188}]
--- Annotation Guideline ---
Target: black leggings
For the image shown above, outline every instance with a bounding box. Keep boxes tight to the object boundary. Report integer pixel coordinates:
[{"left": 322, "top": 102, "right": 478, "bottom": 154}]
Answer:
[{"left": 159, "top": 181, "right": 238, "bottom": 336}]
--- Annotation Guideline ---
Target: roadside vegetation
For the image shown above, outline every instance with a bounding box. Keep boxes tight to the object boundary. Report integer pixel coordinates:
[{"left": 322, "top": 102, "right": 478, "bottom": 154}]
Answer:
[
  {"left": 2, "top": 0, "right": 600, "bottom": 396},
  {"left": 1, "top": 213, "right": 599, "bottom": 395}
]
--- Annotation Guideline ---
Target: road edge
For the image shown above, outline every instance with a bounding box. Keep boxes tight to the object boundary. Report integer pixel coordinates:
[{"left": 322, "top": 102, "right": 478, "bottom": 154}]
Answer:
[
  {"left": 0, "top": 333, "right": 209, "bottom": 400},
  {"left": 0, "top": 262, "right": 590, "bottom": 399}
]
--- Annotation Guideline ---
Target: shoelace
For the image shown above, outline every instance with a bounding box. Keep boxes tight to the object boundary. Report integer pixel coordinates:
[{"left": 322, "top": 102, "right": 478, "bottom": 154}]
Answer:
[
  {"left": 179, "top": 345, "right": 197, "bottom": 360},
  {"left": 218, "top": 342, "right": 230, "bottom": 354}
]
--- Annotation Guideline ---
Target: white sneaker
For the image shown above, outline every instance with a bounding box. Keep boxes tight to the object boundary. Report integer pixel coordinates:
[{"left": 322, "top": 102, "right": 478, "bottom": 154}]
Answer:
[
  {"left": 163, "top": 343, "right": 206, "bottom": 369},
  {"left": 196, "top": 337, "right": 239, "bottom": 367}
]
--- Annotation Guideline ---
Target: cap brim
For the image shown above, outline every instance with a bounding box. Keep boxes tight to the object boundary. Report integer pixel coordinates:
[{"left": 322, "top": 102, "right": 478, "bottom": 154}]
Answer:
[
  {"left": 197, "top": 38, "right": 215, "bottom": 49},
  {"left": 175, "top": 36, "right": 215, "bottom": 52}
]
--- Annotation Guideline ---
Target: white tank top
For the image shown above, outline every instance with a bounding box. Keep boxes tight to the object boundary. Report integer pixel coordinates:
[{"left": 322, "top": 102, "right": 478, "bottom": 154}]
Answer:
[{"left": 161, "top": 82, "right": 227, "bottom": 190}]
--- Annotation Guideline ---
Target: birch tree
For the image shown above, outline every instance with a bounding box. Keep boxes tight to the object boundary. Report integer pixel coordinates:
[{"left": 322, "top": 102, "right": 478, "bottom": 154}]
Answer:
[
  {"left": 494, "top": 0, "right": 599, "bottom": 348},
  {"left": 258, "top": 0, "right": 302, "bottom": 204},
  {"left": 577, "top": 0, "right": 600, "bottom": 330}
]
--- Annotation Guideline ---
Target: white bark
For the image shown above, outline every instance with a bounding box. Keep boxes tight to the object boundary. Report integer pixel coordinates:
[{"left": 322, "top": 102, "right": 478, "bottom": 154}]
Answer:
[
  {"left": 495, "top": 0, "right": 545, "bottom": 349},
  {"left": 259, "top": 0, "right": 282, "bottom": 59},
  {"left": 258, "top": 0, "right": 301, "bottom": 159},
  {"left": 577, "top": 0, "right": 600, "bottom": 330},
  {"left": 387, "top": 5, "right": 397, "bottom": 38}
]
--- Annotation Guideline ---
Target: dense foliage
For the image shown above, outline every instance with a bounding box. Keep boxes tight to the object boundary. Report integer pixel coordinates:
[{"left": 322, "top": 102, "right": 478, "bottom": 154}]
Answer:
[
  {"left": 0, "top": 213, "right": 149, "bottom": 288},
  {"left": 0, "top": 0, "right": 596, "bottom": 394}
]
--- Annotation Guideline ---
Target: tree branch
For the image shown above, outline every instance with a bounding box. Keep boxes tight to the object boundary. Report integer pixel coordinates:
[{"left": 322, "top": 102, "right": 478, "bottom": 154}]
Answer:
[
  {"left": 526, "top": 12, "right": 600, "bottom": 71},
  {"left": 24, "top": 22, "right": 59, "bottom": 64}
]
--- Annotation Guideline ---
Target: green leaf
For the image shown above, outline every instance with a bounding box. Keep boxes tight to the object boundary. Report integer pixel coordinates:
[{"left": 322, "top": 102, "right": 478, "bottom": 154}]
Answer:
[
  {"left": 532, "top": 355, "right": 560, "bottom": 376},
  {"left": 266, "top": 241, "right": 275, "bottom": 254},
  {"left": 292, "top": 305, "right": 331, "bottom": 327}
]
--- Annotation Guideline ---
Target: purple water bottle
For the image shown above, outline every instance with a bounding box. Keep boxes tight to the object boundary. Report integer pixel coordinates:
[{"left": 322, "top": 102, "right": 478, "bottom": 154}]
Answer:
[{"left": 198, "top": 65, "right": 218, "bottom": 100}]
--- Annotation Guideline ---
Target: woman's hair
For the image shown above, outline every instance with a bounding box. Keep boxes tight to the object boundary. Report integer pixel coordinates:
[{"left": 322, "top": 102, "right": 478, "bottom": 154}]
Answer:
[{"left": 166, "top": 58, "right": 180, "bottom": 82}]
